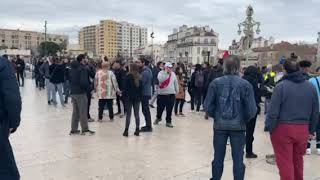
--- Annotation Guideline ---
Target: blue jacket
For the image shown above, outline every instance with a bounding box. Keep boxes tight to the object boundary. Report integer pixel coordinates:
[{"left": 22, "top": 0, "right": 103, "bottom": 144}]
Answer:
[
  {"left": 0, "top": 57, "right": 22, "bottom": 135},
  {"left": 141, "top": 66, "right": 153, "bottom": 97},
  {"left": 266, "top": 71, "right": 319, "bottom": 133},
  {"left": 204, "top": 75, "right": 257, "bottom": 131}
]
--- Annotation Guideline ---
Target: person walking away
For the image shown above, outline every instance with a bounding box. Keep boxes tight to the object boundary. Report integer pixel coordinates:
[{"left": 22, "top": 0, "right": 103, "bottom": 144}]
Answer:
[
  {"left": 40, "top": 59, "right": 53, "bottom": 105},
  {"left": 204, "top": 55, "right": 257, "bottom": 180},
  {"left": 150, "top": 61, "right": 164, "bottom": 108},
  {"left": 69, "top": 54, "right": 95, "bottom": 135},
  {"left": 0, "top": 56, "right": 22, "bottom": 180},
  {"left": 306, "top": 75, "right": 320, "bottom": 155},
  {"left": 94, "top": 62, "right": 120, "bottom": 122},
  {"left": 63, "top": 58, "right": 71, "bottom": 104},
  {"left": 122, "top": 63, "right": 142, "bottom": 137},
  {"left": 137, "top": 57, "right": 153, "bottom": 133},
  {"left": 174, "top": 67, "right": 186, "bottom": 116},
  {"left": 266, "top": 59, "right": 319, "bottom": 180},
  {"left": 34, "top": 59, "right": 44, "bottom": 89},
  {"left": 191, "top": 64, "right": 205, "bottom": 112},
  {"left": 113, "top": 61, "right": 127, "bottom": 118},
  {"left": 154, "top": 62, "right": 179, "bottom": 128},
  {"left": 15, "top": 55, "right": 25, "bottom": 87},
  {"left": 49, "top": 58, "right": 66, "bottom": 106},
  {"left": 85, "top": 59, "right": 96, "bottom": 122},
  {"left": 242, "top": 66, "right": 261, "bottom": 158}
]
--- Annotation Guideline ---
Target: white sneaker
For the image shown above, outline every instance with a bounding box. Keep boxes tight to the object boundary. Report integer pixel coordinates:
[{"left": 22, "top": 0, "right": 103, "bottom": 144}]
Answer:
[
  {"left": 317, "top": 149, "right": 320, "bottom": 155},
  {"left": 306, "top": 148, "right": 311, "bottom": 155}
]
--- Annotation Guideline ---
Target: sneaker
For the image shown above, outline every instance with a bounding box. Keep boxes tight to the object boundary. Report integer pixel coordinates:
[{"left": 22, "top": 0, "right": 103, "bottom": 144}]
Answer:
[
  {"left": 119, "top": 115, "right": 124, "bottom": 118},
  {"left": 306, "top": 148, "right": 312, "bottom": 155},
  {"left": 69, "top": 130, "right": 81, "bottom": 135},
  {"left": 317, "top": 149, "right": 320, "bottom": 155},
  {"left": 88, "top": 118, "right": 95, "bottom": 122},
  {"left": 166, "top": 123, "right": 174, "bottom": 128},
  {"left": 123, "top": 130, "right": 129, "bottom": 137},
  {"left": 140, "top": 126, "right": 153, "bottom": 132},
  {"left": 154, "top": 119, "right": 162, "bottom": 125},
  {"left": 149, "top": 104, "right": 155, "bottom": 108},
  {"left": 179, "top": 113, "right": 185, "bottom": 117},
  {"left": 98, "top": 119, "right": 103, "bottom": 123},
  {"left": 81, "top": 130, "right": 95, "bottom": 136},
  {"left": 246, "top": 153, "right": 258, "bottom": 159},
  {"left": 204, "top": 114, "right": 209, "bottom": 120},
  {"left": 114, "top": 112, "right": 121, "bottom": 116}
]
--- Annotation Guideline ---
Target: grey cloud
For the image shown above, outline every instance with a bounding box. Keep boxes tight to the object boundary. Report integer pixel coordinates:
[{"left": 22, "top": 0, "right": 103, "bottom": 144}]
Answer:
[{"left": 0, "top": 0, "right": 319, "bottom": 48}]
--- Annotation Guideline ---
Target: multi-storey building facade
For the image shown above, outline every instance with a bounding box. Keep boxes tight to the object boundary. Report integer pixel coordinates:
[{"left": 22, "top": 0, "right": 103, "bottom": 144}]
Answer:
[
  {"left": 0, "top": 28, "right": 68, "bottom": 53},
  {"left": 164, "top": 25, "right": 219, "bottom": 65},
  {"left": 81, "top": 20, "right": 148, "bottom": 59},
  {"left": 79, "top": 25, "right": 98, "bottom": 56}
]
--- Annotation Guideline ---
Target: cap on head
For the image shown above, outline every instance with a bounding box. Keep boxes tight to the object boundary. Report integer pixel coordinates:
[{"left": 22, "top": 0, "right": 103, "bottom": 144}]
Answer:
[{"left": 164, "top": 62, "right": 173, "bottom": 68}]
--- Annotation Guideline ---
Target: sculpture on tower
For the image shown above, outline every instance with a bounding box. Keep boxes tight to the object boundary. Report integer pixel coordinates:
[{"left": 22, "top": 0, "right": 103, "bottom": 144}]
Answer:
[{"left": 237, "top": 5, "right": 261, "bottom": 50}]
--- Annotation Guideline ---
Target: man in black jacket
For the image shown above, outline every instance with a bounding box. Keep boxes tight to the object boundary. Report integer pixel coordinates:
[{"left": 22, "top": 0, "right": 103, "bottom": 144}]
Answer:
[
  {"left": 113, "top": 61, "right": 127, "bottom": 117},
  {"left": 84, "top": 59, "right": 96, "bottom": 122},
  {"left": 15, "top": 55, "right": 25, "bottom": 87},
  {"left": 0, "top": 57, "right": 22, "bottom": 180},
  {"left": 69, "top": 54, "right": 95, "bottom": 135}
]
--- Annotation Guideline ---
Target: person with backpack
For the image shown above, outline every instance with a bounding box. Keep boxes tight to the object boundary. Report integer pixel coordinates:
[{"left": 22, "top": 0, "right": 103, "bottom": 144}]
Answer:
[
  {"left": 204, "top": 55, "right": 257, "bottom": 180},
  {"left": 154, "top": 62, "right": 179, "bottom": 128},
  {"left": 191, "top": 64, "right": 205, "bottom": 112},
  {"left": 306, "top": 75, "right": 320, "bottom": 155}
]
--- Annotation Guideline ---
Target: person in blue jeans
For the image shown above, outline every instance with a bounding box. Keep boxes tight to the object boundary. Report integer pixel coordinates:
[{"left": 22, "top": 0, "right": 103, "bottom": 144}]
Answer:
[{"left": 204, "top": 55, "right": 257, "bottom": 180}]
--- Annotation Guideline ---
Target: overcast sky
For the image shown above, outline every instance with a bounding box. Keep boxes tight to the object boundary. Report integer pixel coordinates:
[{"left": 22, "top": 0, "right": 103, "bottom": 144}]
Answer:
[{"left": 0, "top": 0, "right": 319, "bottom": 49}]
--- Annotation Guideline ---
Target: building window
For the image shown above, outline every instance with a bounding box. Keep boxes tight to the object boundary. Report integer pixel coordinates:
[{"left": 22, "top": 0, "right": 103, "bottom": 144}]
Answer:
[
  {"left": 204, "top": 38, "right": 208, "bottom": 44},
  {"left": 197, "top": 47, "right": 201, "bottom": 54}
]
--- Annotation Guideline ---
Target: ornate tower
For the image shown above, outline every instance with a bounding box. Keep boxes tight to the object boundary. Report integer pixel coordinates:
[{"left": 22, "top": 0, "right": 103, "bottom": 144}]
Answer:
[{"left": 237, "top": 5, "right": 261, "bottom": 50}]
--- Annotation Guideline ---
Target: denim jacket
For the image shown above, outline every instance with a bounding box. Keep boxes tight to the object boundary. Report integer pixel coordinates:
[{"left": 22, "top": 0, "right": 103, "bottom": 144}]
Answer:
[{"left": 204, "top": 75, "right": 257, "bottom": 131}]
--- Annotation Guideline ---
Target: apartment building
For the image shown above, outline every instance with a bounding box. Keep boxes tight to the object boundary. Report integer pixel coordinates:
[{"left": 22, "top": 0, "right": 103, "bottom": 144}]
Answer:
[
  {"left": 0, "top": 28, "right": 68, "bottom": 52},
  {"left": 79, "top": 25, "right": 98, "bottom": 56}
]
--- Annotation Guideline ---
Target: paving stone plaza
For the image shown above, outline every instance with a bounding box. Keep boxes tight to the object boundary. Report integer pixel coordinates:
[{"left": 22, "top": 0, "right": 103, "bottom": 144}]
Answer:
[{"left": 8, "top": 79, "right": 319, "bottom": 180}]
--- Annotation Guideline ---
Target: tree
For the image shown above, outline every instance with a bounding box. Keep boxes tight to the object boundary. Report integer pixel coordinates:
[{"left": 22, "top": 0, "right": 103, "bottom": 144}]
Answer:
[{"left": 39, "top": 41, "right": 60, "bottom": 56}]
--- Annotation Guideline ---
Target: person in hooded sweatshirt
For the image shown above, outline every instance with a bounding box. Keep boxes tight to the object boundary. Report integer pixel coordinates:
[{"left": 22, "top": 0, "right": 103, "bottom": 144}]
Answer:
[
  {"left": 242, "top": 66, "right": 262, "bottom": 159},
  {"left": 266, "top": 59, "right": 319, "bottom": 180}
]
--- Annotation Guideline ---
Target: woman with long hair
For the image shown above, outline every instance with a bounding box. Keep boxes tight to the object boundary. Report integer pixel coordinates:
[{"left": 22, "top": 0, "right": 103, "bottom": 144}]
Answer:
[
  {"left": 123, "top": 63, "right": 142, "bottom": 137},
  {"left": 174, "top": 67, "right": 186, "bottom": 116}
]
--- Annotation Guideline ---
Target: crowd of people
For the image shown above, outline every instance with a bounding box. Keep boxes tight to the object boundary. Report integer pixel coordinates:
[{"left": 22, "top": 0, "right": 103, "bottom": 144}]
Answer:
[{"left": 1, "top": 52, "right": 320, "bottom": 180}]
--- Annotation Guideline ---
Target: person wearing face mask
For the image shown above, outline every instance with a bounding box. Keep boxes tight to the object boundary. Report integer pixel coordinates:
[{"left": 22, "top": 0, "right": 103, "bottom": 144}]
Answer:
[{"left": 154, "top": 62, "right": 179, "bottom": 128}]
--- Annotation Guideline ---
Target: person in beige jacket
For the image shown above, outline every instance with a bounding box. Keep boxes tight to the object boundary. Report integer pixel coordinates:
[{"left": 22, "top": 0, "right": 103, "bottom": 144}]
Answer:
[{"left": 95, "top": 62, "right": 120, "bottom": 122}]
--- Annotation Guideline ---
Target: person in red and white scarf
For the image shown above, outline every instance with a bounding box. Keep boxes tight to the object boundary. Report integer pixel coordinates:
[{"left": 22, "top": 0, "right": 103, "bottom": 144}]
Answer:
[{"left": 154, "top": 62, "right": 179, "bottom": 128}]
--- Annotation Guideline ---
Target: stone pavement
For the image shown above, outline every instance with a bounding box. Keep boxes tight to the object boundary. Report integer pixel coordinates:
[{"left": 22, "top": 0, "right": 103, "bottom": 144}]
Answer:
[{"left": 10, "top": 79, "right": 320, "bottom": 180}]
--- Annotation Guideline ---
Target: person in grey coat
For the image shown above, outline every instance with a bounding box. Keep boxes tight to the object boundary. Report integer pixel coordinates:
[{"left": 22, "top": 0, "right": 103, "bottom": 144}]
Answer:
[{"left": 40, "top": 59, "right": 53, "bottom": 105}]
